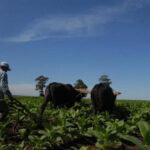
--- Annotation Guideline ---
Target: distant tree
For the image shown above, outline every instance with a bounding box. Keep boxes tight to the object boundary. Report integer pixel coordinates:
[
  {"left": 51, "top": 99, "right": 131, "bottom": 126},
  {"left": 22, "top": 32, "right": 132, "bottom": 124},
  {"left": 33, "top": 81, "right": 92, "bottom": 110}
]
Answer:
[
  {"left": 99, "top": 75, "right": 112, "bottom": 85},
  {"left": 35, "top": 75, "right": 49, "bottom": 96},
  {"left": 74, "top": 79, "right": 88, "bottom": 89},
  {"left": 74, "top": 79, "right": 88, "bottom": 98}
]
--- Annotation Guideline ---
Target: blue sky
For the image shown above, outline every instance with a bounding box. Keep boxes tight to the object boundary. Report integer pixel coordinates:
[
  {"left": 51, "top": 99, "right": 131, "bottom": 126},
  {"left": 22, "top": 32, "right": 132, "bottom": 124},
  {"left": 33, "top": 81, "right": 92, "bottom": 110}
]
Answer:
[{"left": 0, "top": 0, "right": 150, "bottom": 99}]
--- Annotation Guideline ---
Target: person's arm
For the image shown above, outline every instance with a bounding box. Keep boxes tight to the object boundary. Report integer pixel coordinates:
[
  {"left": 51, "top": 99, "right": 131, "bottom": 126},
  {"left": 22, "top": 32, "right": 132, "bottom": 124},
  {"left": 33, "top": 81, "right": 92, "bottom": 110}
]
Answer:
[{"left": 5, "top": 90, "right": 13, "bottom": 100}]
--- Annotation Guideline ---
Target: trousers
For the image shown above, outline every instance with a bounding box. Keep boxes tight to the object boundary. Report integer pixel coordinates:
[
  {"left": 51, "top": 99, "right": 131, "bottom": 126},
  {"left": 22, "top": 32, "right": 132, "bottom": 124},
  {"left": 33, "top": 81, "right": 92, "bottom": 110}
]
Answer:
[
  {"left": 0, "top": 91, "right": 4, "bottom": 99},
  {"left": 0, "top": 90, "right": 12, "bottom": 100}
]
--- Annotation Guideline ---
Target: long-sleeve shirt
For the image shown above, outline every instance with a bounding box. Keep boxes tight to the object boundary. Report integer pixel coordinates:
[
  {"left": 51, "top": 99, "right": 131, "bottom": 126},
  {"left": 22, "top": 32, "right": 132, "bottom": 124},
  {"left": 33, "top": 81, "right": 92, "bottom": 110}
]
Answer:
[
  {"left": 0, "top": 69, "right": 9, "bottom": 93},
  {"left": 0, "top": 69, "right": 12, "bottom": 99}
]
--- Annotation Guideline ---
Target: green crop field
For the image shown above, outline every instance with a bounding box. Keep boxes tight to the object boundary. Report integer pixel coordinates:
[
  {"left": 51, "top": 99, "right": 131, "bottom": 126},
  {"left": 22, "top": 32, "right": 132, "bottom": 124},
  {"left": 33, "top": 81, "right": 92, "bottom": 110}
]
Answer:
[{"left": 1, "top": 96, "right": 150, "bottom": 150}]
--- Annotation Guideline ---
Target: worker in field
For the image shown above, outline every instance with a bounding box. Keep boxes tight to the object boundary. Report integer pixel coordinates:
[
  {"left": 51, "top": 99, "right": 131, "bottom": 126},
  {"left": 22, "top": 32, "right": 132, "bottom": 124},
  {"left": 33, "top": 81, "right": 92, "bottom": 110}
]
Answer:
[{"left": 0, "top": 62, "right": 14, "bottom": 101}]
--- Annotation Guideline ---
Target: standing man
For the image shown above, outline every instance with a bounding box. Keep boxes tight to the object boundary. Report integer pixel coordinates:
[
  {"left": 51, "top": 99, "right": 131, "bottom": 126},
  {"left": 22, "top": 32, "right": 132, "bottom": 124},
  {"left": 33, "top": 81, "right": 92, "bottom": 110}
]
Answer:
[{"left": 0, "top": 62, "right": 14, "bottom": 100}]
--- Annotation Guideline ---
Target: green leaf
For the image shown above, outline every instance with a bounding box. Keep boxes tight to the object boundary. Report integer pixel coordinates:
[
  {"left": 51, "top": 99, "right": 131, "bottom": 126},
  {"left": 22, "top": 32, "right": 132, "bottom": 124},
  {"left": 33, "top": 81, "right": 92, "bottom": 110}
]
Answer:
[
  {"left": 71, "top": 146, "right": 79, "bottom": 150},
  {"left": 19, "top": 129, "right": 26, "bottom": 136},
  {"left": 95, "top": 142, "right": 103, "bottom": 148},
  {"left": 56, "top": 136, "right": 63, "bottom": 143},
  {"left": 138, "top": 121, "right": 149, "bottom": 138},
  {"left": 138, "top": 121, "right": 150, "bottom": 145},
  {"left": 118, "top": 134, "right": 148, "bottom": 150},
  {"left": 79, "top": 146, "right": 88, "bottom": 150}
]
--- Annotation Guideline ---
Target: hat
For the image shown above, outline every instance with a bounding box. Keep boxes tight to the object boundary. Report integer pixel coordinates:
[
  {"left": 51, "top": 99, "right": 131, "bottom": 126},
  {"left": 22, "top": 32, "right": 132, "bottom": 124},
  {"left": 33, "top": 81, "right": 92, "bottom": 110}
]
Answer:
[{"left": 0, "top": 62, "right": 11, "bottom": 70}]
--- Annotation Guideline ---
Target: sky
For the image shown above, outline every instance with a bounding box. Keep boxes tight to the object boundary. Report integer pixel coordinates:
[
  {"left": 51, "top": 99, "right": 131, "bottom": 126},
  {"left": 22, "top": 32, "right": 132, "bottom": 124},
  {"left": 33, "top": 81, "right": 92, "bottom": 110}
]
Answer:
[{"left": 0, "top": 0, "right": 150, "bottom": 100}]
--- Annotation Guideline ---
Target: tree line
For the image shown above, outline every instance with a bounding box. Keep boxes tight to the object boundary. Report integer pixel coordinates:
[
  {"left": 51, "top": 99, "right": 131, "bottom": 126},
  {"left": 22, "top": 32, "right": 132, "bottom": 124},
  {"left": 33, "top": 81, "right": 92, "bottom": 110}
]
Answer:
[{"left": 35, "top": 75, "right": 111, "bottom": 96}]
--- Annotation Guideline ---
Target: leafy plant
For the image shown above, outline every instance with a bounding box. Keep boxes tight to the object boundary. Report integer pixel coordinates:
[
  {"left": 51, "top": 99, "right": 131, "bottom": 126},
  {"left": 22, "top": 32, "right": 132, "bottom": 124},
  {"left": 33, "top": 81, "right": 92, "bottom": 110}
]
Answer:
[
  {"left": 87, "top": 126, "right": 114, "bottom": 150},
  {"left": 138, "top": 121, "right": 150, "bottom": 147},
  {"left": 118, "top": 134, "right": 148, "bottom": 150},
  {"left": 1, "top": 96, "right": 150, "bottom": 149}
]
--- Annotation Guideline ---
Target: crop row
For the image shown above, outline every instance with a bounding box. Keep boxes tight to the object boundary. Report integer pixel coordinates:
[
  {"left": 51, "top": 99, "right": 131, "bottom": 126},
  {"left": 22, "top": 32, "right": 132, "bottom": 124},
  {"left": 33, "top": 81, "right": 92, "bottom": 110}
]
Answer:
[{"left": 0, "top": 96, "right": 150, "bottom": 150}]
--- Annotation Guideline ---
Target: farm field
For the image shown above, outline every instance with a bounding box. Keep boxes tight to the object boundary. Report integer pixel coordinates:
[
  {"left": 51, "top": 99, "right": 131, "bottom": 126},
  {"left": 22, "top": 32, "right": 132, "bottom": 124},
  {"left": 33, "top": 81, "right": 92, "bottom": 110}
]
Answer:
[{"left": 1, "top": 96, "right": 150, "bottom": 150}]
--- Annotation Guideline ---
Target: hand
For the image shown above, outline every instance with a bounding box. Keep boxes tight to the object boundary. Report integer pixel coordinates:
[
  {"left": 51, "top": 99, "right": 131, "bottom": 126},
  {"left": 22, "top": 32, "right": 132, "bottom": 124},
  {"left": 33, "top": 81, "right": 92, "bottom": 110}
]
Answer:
[{"left": 6, "top": 90, "right": 14, "bottom": 101}]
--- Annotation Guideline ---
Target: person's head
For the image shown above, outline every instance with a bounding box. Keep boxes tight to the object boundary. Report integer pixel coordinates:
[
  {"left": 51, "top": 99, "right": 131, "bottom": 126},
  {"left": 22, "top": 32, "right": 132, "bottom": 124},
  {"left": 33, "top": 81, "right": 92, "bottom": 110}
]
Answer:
[{"left": 0, "top": 62, "right": 11, "bottom": 72}]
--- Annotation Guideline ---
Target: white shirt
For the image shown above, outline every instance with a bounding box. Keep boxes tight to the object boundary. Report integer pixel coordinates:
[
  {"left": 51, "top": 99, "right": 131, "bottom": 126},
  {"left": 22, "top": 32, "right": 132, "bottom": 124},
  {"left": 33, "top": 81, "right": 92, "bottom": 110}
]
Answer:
[{"left": 0, "top": 69, "right": 9, "bottom": 93}]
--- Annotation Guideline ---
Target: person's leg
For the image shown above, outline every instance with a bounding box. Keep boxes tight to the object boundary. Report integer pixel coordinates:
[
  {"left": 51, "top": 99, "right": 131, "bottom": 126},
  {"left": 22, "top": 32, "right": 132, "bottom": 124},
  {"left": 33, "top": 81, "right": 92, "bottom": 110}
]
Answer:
[
  {"left": 0, "top": 99, "right": 9, "bottom": 120},
  {"left": 0, "top": 91, "right": 4, "bottom": 99}
]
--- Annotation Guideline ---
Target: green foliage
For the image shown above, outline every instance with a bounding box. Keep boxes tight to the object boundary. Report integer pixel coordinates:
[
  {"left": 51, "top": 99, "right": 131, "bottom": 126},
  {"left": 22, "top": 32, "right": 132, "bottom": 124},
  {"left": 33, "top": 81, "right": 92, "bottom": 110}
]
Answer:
[
  {"left": 79, "top": 146, "right": 88, "bottom": 150},
  {"left": 118, "top": 134, "right": 148, "bottom": 150},
  {"left": 1, "top": 96, "right": 150, "bottom": 149},
  {"left": 117, "top": 119, "right": 150, "bottom": 150},
  {"left": 138, "top": 121, "right": 150, "bottom": 147}
]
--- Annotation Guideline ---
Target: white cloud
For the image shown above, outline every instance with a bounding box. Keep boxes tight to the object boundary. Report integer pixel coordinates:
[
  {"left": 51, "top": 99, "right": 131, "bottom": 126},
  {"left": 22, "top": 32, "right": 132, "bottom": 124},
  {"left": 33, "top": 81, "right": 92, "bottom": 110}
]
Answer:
[
  {"left": 4, "top": 0, "right": 150, "bottom": 42},
  {"left": 9, "top": 84, "right": 39, "bottom": 96}
]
